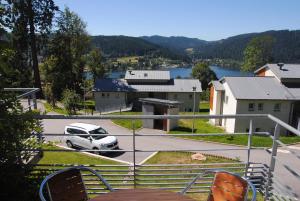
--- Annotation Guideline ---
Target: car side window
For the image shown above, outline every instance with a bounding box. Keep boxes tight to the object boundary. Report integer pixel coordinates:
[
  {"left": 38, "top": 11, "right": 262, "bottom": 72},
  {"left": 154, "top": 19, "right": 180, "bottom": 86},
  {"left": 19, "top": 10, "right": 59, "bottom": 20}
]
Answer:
[
  {"left": 67, "top": 128, "right": 76, "bottom": 134},
  {"left": 98, "top": 128, "right": 107, "bottom": 134},
  {"left": 74, "top": 129, "right": 89, "bottom": 138}
]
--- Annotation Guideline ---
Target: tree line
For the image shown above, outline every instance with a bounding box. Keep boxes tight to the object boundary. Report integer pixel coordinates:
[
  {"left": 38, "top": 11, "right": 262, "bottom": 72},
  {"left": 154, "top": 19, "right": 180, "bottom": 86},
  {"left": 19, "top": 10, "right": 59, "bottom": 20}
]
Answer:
[
  {"left": 193, "top": 30, "right": 300, "bottom": 69},
  {"left": 1, "top": 1, "right": 105, "bottom": 112}
]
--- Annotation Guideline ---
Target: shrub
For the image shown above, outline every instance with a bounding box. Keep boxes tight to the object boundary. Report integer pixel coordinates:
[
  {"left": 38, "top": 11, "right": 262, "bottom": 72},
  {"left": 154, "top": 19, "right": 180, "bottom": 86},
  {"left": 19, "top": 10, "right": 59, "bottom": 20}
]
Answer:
[{"left": 62, "top": 89, "right": 81, "bottom": 115}]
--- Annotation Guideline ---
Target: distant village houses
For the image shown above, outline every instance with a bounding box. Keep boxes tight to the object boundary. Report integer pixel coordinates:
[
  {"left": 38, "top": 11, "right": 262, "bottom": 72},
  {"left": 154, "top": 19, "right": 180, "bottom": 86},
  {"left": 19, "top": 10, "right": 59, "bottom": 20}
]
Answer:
[
  {"left": 209, "top": 63, "right": 300, "bottom": 134},
  {"left": 93, "top": 70, "right": 202, "bottom": 113}
]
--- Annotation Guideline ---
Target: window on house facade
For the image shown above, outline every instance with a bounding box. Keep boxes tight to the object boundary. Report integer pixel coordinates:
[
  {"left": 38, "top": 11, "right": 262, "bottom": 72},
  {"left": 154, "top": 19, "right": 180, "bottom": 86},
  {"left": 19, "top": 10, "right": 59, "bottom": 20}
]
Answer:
[
  {"left": 107, "top": 93, "right": 110, "bottom": 98},
  {"left": 174, "top": 94, "right": 178, "bottom": 99},
  {"left": 102, "top": 93, "right": 105, "bottom": 97},
  {"left": 115, "top": 93, "right": 120, "bottom": 98},
  {"left": 189, "top": 94, "right": 193, "bottom": 99},
  {"left": 274, "top": 103, "right": 281, "bottom": 112},
  {"left": 258, "top": 103, "right": 264, "bottom": 111},
  {"left": 255, "top": 128, "right": 261, "bottom": 132},
  {"left": 248, "top": 103, "right": 255, "bottom": 111}
]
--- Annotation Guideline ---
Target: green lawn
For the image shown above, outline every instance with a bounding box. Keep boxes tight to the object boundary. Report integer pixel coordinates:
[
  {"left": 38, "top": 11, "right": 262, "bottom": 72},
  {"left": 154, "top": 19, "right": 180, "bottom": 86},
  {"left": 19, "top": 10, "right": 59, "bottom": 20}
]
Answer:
[
  {"left": 38, "top": 144, "right": 120, "bottom": 165},
  {"left": 44, "top": 102, "right": 68, "bottom": 115},
  {"left": 110, "top": 111, "right": 142, "bottom": 130},
  {"left": 145, "top": 151, "right": 238, "bottom": 165},
  {"left": 169, "top": 102, "right": 300, "bottom": 147}
]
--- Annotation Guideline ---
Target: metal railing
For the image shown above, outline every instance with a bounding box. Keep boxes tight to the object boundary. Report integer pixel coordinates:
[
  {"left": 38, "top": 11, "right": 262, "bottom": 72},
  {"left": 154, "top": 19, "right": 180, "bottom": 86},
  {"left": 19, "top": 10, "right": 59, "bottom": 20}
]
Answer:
[
  {"left": 24, "top": 114, "right": 300, "bottom": 200},
  {"left": 4, "top": 88, "right": 40, "bottom": 111}
]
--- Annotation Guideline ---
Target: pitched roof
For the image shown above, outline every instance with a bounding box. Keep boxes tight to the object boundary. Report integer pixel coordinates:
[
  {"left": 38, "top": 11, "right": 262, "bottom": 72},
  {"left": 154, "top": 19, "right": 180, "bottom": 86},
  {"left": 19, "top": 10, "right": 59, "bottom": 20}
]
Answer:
[
  {"left": 93, "top": 79, "right": 133, "bottom": 92},
  {"left": 222, "top": 77, "right": 294, "bottom": 100},
  {"left": 130, "top": 79, "right": 202, "bottom": 92},
  {"left": 210, "top": 81, "right": 224, "bottom": 91},
  {"left": 93, "top": 78, "right": 202, "bottom": 92},
  {"left": 286, "top": 88, "right": 300, "bottom": 100},
  {"left": 255, "top": 64, "right": 300, "bottom": 80},
  {"left": 125, "top": 70, "right": 170, "bottom": 80}
]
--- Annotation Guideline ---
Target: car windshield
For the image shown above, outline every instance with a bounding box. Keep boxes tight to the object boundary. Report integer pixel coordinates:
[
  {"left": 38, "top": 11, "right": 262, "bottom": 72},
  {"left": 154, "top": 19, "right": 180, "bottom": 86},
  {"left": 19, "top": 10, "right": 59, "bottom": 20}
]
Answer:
[{"left": 89, "top": 128, "right": 108, "bottom": 140}]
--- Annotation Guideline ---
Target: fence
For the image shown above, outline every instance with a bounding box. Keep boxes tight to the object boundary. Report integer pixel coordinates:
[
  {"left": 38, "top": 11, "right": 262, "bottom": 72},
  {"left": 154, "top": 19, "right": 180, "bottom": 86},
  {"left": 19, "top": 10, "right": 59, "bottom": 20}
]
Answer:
[{"left": 4, "top": 88, "right": 39, "bottom": 111}]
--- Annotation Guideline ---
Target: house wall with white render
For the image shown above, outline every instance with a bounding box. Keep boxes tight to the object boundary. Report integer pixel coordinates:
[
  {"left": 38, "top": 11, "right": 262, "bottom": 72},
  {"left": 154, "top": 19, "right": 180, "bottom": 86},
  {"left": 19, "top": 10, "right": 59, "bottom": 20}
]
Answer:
[{"left": 219, "top": 82, "right": 237, "bottom": 133}]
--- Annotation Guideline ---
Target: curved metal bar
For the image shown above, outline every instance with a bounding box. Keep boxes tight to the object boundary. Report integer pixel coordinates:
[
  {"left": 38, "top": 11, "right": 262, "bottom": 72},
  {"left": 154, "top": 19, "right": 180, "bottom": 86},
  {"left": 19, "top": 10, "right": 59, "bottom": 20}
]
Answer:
[
  {"left": 180, "top": 169, "right": 256, "bottom": 201},
  {"left": 39, "top": 165, "right": 114, "bottom": 201}
]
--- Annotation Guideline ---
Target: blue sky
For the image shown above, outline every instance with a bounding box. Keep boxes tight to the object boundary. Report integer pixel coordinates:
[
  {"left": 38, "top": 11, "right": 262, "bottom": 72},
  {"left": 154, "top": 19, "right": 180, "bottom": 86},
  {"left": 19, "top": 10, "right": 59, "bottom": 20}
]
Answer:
[{"left": 54, "top": 0, "right": 300, "bottom": 41}]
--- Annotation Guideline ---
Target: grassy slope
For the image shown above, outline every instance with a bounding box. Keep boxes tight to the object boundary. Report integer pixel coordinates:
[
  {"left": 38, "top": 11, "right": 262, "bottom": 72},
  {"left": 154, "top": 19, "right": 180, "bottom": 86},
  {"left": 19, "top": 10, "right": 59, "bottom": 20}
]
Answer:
[
  {"left": 110, "top": 111, "right": 142, "bottom": 130},
  {"left": 145, "top": 151, "right": 238, "bottom": 164},
  {"left": 43, "top": 102, "right": 68, "bottom": 115},
  {"left": 38, "top": 144, "right": 120, "bottom": 165}
]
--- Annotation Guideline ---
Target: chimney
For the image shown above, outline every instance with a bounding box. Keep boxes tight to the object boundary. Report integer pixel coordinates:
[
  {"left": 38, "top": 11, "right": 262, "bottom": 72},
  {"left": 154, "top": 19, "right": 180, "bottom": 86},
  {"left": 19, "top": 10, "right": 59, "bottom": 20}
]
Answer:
[{"left": 277, "top": 63, "right": 284, "bottom": 70}]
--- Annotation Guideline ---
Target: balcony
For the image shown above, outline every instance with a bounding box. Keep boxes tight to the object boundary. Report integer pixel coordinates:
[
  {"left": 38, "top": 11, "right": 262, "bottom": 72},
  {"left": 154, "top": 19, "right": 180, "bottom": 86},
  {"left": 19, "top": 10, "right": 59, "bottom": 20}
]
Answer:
[{"left": 23, "top": 113, "right": 297, "bottom": 201}]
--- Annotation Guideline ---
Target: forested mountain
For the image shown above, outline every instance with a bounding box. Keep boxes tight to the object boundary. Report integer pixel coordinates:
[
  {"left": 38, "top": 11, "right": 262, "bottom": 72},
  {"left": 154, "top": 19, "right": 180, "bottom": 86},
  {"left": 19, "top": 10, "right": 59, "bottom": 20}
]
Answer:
[
  {"left": 141, "top": 35, "right": 207, "bottom": 51},
  {"left": 91, "top": 30, "right": 300, "bottom": 64},
  {"left": 195, "top": 30, "right": 300, "bottom": 63},
  {"left": 91, "top": 35, "right": 190, "bottom": 61}
]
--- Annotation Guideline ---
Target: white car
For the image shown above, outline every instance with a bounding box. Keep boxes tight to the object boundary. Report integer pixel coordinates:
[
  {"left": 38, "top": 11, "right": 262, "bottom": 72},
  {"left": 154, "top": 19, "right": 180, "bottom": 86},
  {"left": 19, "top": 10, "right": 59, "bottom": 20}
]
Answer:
[{"left": 64, "top": 123, "right": 118, "bottom": 154}]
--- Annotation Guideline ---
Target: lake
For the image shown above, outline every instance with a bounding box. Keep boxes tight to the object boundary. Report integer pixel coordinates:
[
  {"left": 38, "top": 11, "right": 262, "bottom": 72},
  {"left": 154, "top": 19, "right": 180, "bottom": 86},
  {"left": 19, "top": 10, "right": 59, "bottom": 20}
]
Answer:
[{"left": 107, "top": 65, "right": 253, "bottom": 79}]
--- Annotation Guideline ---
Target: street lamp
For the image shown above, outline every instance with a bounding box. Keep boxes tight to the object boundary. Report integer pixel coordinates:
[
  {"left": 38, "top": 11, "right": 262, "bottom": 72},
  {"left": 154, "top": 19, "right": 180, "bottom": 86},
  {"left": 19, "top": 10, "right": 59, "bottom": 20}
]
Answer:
[{"left": 192, "top": 86, "right": 196, "bottom": 134}]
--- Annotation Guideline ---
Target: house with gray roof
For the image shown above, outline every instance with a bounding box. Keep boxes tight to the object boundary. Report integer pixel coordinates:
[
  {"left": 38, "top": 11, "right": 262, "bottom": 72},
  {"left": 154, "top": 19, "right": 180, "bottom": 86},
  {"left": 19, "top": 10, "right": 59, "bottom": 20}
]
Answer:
[
  {"left": 93, "top": 70, "right": 202, "bottom": 112},
  {"left": 209, "top": 63, "right": 300, "bottom": 134}
]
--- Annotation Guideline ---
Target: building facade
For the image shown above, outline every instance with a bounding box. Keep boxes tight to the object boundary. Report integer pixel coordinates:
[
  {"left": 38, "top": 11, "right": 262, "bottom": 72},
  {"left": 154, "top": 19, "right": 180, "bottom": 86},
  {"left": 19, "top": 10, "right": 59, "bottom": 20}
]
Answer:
[
  {"left": 94, "top": 70, "right": 202, "bottom": 112},
  {"left": 209, "top": 64, "right": 300, "bottom": 134}
]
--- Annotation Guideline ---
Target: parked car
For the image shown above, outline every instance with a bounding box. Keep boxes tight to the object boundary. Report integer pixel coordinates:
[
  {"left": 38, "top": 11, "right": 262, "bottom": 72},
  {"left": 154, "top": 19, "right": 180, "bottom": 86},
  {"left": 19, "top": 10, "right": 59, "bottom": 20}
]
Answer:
[{"left": 64, "top": 123, "right": 118, "bottom": 154}]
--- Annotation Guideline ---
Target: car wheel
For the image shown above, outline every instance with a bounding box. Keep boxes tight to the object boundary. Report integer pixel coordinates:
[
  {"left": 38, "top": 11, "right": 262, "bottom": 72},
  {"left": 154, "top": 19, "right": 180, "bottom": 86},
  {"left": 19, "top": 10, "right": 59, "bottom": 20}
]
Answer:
[
  {"left": 92, "top": 147, "right": 100, "bottom": 155},
  {"left": 66, "top": 140, "right": 73, "bottom": 148}
]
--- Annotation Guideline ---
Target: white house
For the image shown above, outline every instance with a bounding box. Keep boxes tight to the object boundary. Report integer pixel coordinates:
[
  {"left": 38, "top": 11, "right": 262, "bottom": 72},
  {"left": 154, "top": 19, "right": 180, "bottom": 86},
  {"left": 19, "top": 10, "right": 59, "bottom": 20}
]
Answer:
[
  {"left": 93, "top": 70, "right": 202, "bottom": 112},
  {"left": 209, "top": 63, "right": 300, "bottom": 134}
]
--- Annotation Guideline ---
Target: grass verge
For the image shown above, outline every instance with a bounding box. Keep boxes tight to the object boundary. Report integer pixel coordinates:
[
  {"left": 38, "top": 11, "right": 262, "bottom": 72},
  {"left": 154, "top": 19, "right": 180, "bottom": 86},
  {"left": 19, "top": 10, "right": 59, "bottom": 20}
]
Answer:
[
  {"left": 38, "top": 144, "right": 121, "bottom": 165},
  {"left": 169, "top": 102, "right": 300, "bottom": 147},
  {"left": 44, "top": 102, "right": 68, "bottom": 115},
  {"left": 110, "top": 111, "right": 142, "bottom": 130}
]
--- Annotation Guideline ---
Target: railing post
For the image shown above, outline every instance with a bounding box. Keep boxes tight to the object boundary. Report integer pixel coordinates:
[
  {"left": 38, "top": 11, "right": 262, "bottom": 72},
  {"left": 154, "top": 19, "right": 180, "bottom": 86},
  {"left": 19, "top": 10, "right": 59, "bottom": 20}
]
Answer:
[
  {"left": 132, "top": 119, "right": 136, "bottom": 188},
  {"left": 28, "top": 97, "right": 31, "bottom": 110},
  {"left": 32, "top": 93, "right": 37, "bottom": 110},
  {"left": 245, "top": 119, "right": 253, "bottom": 177},
  {"left": 265, "top": 123, "right": 280, "bottom": 201}
]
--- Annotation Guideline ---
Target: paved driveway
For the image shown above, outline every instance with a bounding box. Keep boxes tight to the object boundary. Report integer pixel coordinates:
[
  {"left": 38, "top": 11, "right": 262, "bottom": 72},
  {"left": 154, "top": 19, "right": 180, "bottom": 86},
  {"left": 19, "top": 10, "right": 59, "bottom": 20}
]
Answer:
[{"left": 42, "top": 117, "right": 300, "bottom": 199}]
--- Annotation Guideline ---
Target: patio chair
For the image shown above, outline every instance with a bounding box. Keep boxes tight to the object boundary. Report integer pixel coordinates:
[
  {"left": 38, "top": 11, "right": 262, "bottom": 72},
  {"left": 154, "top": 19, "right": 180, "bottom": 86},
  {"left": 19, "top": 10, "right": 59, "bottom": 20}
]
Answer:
[
  {"left": 180, "top": 169, "right": 256, "bottom": 201},
  {"left": 39, "top": 166, "right": 114, "bottom": 201}
]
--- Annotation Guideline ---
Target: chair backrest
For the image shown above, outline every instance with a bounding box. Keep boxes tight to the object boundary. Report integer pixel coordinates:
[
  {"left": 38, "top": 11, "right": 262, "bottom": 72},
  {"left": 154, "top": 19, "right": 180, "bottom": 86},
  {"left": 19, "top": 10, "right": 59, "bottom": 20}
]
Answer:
[
  {"left": 208, "top": 172, "right": 248, "bottom": 201},
  {"left": 47, "top": 168, "right": 88, "bottom": 201},
  {"left": 39, "top": 166, "right": 114, "bottom": 201}
]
